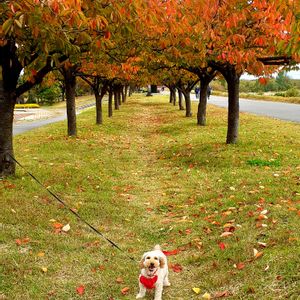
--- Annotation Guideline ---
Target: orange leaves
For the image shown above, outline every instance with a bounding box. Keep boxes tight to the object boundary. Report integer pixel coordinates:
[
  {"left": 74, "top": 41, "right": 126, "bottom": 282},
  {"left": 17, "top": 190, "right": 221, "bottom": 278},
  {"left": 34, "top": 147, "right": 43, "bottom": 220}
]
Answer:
[
  {"left": 258, "top": 77, "right": 269, "bottom": 85},
  {"left": 76, "top": 285, "right": 85, "bottom": 296},
  {"left": 121, "top": 287, "right": 130, "bottom": 295}
]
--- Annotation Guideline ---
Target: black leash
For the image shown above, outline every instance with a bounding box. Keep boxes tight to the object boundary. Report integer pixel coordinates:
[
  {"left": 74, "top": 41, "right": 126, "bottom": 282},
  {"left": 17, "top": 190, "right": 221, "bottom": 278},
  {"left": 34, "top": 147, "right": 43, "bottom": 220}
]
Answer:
[{"left": 9, "top": 154, "right": 137, "bottom": 263}]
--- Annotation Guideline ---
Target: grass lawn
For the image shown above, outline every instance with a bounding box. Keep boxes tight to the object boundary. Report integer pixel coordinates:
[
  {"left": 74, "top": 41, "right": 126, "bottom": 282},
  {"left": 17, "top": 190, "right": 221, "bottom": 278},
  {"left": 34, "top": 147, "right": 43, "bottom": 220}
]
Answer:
[{"left": 1, "top": 94, "right": 300, "bottom": 299}]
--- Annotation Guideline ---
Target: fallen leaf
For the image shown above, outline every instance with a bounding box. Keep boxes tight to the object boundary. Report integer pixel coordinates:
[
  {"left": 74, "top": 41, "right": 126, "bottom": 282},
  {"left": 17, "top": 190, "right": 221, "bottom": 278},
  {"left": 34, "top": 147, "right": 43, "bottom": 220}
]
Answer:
[
  {"left": 162, "top": 249, "right": 180, "bottom": 256},
  {"left": 121, "top": 287, "right": 130, "bottom": 295},
  {"left": 37, "top": 252, "right": 45, "bottom": 257},
  {"left": 253, "top": 248, "right": 258, "bottom": 257},
  {"left": 214, "top": 290, "right": 231, "bottom": 298},
  {"left": 192, "top": 287, "right": 201, "bottom": 294},
  {"left": 62, "top": 224, "right": 70, "bottom": 232},
  {"left": 257, "top": 242, "right": 267, "bottom": 248},
  {"left": 234, "top": 262, "right": 245, "bottom": 270},
  {"left": 116, "top": 277, "right": 124, "bottom": 284},
  {"left": 52, "top": 223, "right": 63, "bottom": 229},
  {"left": 264, "top": 265, "right": 270, "bottom": 271},
  {"left": 15, "top": 238, "right": 30, "bottom": 246},
  {"left": 202, "top": 292, "right": 211, "bottom": 299},
  {"left": 76, "top": 285, "right": 85, "bottom": 295},
  {"left": 171, "top": 263, "right": 183, "bottom": 273},
  {"left": 220, "top": 232, "right": 233, "bottom": 238},
  {"left": 41, "top": 267, "right": 48, "bottom": 273},
  {"left": 218, "top": 242, "right": 226, "bottom": 250}
]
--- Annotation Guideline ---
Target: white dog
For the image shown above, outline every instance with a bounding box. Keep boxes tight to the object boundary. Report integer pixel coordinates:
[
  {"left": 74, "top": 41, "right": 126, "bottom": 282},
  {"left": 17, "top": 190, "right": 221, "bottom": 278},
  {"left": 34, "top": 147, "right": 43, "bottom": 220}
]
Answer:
[{"left": 136, "top": 245, "right": 170, "bottom": 300}]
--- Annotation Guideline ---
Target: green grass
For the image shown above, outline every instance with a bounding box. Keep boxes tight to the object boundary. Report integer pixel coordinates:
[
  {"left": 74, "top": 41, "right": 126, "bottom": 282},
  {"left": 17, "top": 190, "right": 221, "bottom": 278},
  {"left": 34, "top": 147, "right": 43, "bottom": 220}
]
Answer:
[{"left": 1, "top": 94, "right": 300, "bottom": 299}]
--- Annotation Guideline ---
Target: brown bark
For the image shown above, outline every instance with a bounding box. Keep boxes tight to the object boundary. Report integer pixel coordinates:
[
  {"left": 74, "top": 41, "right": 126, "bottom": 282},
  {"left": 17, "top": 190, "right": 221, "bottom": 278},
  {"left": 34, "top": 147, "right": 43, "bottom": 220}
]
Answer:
[
  {"left": 226, "top": 73, "right": 240, "bottom": 144},
  {"left": 197, "top": 80, "right": 209, "bottom": 126},
  {"left": 0, "top": 42, "right": 22, "bottom": 176},
  {"left": 114, "top": 88, "right": 120, "bottom": 110},
  {"left": 178, "top": 89, "right": 184, "bottom": 110},
  {"left": 183, "top": 91, "right": 192, "bottom": 117},
  {"left": 108, "top": 87, "right": 113, "bottom": 117},
  {"left": 62, "top": 65, "right": 77, "bottom": 136}
]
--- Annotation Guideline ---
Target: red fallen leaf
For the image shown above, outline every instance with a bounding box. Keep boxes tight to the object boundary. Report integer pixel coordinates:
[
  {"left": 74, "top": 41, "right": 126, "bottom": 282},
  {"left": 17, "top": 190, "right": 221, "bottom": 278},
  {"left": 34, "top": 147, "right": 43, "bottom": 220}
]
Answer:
[
  {"left": 170, "top": 263, "right": 183, "bottom": 273},
  {"left": 162, "top": 249, "right": 180, "bottom": 256},
  {"left": 121, "top": 287, "right": 130, "bottom": 295},
  {"left": 224, "top": 226, "right": 235, "bottom": 233},
  {"left": 218, "top": 242, "right": 226, "bottom": 250},
  {"left": 235, "top": 262, "right": 245, "bottom": 270},
  {"left": 248, "top": 211, "right": 254, "bottom": 217},
  {"left": 76, "top": 285, "right": 85, "bottom": 295},
  {"left": 15, "top": 238, "right": 30, "bottom": 246}
]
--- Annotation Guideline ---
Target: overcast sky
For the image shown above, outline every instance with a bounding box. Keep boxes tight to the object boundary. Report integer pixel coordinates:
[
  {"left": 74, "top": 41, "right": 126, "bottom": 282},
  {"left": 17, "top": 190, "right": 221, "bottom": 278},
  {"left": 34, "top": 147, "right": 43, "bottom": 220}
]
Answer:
[{"left": 242, "top": 69, "right": 300, "bottom": 80}]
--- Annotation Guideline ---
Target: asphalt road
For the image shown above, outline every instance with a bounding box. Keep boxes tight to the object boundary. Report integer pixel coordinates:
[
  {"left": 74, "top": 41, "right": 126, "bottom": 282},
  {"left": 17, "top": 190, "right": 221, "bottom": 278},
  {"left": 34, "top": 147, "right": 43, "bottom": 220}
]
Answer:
[
  {"left": 206, "top": 95, "right": 300, "bottom": 123},
  {"left": 13, "top": 114, "right": 67, "bottom": 136},
  {"left": 13, "top": 103, "right": 96, "bottom": 136}
]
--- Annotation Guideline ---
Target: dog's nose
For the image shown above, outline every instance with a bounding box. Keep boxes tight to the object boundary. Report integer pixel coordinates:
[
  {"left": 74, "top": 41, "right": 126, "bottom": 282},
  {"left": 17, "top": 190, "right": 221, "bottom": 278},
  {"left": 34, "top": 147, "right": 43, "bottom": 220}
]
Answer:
[{"left": 150, "top": 263, "right": 155, "bottom": 267}]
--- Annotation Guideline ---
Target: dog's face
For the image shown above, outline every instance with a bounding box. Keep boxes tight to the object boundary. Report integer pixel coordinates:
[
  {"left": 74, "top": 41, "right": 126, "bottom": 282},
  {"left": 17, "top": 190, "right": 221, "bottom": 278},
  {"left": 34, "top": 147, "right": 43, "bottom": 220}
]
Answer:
[{"left": 140, "top": 251, "right": 165, "bottom": 276}]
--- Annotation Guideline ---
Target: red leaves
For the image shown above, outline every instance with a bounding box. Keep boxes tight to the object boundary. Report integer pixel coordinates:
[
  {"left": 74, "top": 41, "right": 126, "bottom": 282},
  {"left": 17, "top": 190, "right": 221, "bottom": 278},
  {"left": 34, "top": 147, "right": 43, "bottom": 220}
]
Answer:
[
  {"left": 235, "top": 262, "right": 245, "bottom": 270},
  {"left": 104, "top": 31, "right": 111, "bottom": 39},
  {"left": 258, "top": 77, "right": 269, "bottom": 85},
  {"left": 218, "top": 242, "right": 226, "bottom": 250},
  {"left": 162, "top": 249, "right": 180, "bottom": 256},
  {"left": 76, "top": 285, "right": 85, "bottom": 296},
  {"left": 15, "top": 237, "right": 30, "bottom": 246},
  {"left": 170, "top": 263, "right": 183, "bottom": 273}
]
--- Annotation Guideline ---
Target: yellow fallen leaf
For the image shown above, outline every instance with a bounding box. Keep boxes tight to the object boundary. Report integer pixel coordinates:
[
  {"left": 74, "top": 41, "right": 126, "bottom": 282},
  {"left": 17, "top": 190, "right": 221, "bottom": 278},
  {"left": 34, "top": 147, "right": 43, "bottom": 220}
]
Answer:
[
  {"left": 202, "top": 292, "right": 211, "bottom": 299},
  {"left": 192, "top": 287, "right": 201, "bottom": 294},
  {"left": 41, "top": 267, "right": 48, "bottom": 273},
  {"left": 37, "top": 252, "right": 45, "bottom": 257}
]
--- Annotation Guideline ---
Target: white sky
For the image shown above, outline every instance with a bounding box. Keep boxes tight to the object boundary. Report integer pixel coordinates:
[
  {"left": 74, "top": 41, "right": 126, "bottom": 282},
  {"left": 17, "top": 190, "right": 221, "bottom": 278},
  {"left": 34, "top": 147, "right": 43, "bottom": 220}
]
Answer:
[{"left": 241, "top": 70, "right": 300, "bottom": 80}]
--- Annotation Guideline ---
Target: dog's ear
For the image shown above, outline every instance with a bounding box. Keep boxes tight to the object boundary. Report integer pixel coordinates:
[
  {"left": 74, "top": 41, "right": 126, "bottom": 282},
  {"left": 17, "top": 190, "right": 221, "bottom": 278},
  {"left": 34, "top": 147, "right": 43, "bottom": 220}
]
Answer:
[
  {"left": 139, "top": 257, "right": 145, "bottom": 269},
  {"left": 159, "top": 256, "right": 165, "bottom": 268}
]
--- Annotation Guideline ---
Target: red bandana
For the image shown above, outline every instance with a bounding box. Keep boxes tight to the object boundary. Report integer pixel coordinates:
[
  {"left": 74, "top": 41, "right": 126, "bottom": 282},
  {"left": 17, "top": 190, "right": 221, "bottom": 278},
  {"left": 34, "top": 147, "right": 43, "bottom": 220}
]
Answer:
[{"left": 140, "top": 275, "right": 158, "bottom": 289}]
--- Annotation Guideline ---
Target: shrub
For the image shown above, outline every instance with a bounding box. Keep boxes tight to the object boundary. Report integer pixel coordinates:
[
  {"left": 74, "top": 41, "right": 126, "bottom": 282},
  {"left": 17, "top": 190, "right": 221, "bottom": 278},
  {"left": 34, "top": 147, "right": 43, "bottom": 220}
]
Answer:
[{"left": 15, "top": 104, "right": 40, "bottom": 109}]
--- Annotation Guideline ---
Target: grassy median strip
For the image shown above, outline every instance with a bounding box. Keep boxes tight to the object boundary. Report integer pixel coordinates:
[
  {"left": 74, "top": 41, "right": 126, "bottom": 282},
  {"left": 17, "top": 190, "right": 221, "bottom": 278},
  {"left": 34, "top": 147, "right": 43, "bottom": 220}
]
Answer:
[{"left": 1, "top": 94, "right": 300, "bottom": 299}]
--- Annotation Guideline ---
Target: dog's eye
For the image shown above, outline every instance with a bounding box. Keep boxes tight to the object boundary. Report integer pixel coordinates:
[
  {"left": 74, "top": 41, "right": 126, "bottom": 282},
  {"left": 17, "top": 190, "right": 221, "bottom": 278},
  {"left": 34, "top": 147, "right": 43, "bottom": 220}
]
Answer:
[
  {"left": 146, "top": 256, "right": 150, "bottom": 260},
  {"left": 154, "top": 257, "right": 158, "bottom": 260}
]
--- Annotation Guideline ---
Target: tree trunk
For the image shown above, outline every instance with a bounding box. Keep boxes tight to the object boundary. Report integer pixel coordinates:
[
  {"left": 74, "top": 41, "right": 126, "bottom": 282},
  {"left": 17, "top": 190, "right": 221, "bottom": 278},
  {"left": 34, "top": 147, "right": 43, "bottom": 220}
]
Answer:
[
  {"left": 114, "top": 88, "right": 119, "bottom": 110},
  {"left": 183, "top": 91, "right": 192, "bottom": 117},
  {"left": 108, "top": 88, "right": 113, "bottom": 117},
  {"left": 197, "top": 80, "right": 209, "bottom": 126},
  {"left": 63, "top": 66, "right": 77, "bottom": 136},
  {"left": 178, "top": 89, "right": 184, "bottom": 110},
  {"left": 0, "top": 42, "right": 22, "bottom": 176},
  {"left": 173, "top": 89, "right": 177, "bottom": 106},
  {"left": 124, "top": 85, "right": 129, "bottom": 101},
  {"left": 95, "top": 93, "right": 103, "bottom": 125},
  {"left": 226, "top": 73, "right": 240, "bottom": 144},
  {"left": 0, "top": 85, "right": 16, "bottom": 176}
]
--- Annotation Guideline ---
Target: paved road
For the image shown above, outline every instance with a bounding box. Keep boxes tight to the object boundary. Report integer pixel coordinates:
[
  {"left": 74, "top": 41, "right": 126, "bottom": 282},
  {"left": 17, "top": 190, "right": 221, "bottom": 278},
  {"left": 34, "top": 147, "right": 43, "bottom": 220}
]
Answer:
[
  {"left": 204, "top": 95, "right": 300, "bottom": 123},
  {"left": 13, "top": 103, "right": 95, "bottom": 136},
  {"left": 13, "top": 114, "right": 67, "bottom": 136}
]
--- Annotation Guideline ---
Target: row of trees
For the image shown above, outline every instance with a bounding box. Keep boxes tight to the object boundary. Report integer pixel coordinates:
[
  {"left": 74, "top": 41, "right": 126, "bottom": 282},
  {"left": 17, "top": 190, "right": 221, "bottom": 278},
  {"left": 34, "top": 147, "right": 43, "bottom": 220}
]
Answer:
[{"left": 0, "top": 0, "right": 299, "bottom": 176}]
